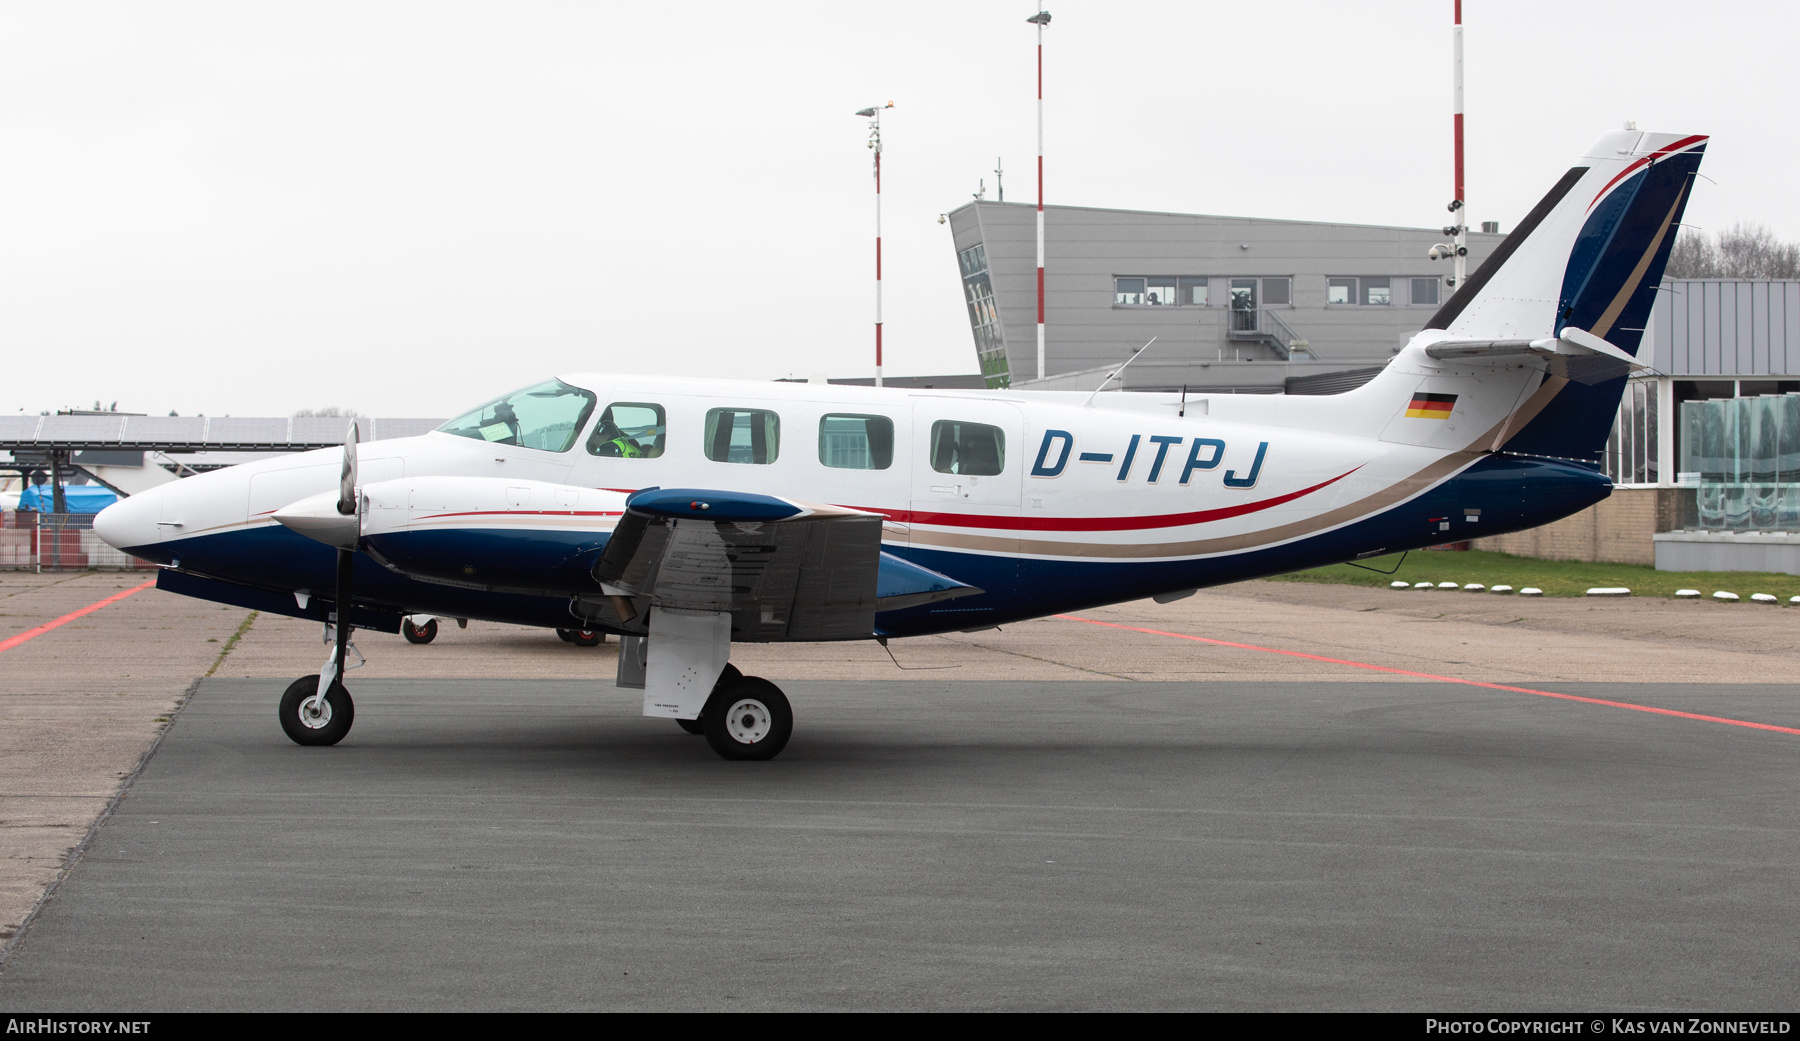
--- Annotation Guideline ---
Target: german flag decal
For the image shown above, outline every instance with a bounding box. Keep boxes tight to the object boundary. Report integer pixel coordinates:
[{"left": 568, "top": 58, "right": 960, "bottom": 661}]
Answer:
[{"left": 1405, "top": 392, "right": 1458, "bottom": 420}]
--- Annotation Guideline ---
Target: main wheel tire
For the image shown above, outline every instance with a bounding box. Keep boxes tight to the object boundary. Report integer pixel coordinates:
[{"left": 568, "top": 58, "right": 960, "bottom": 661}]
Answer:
[
  {"left": 555, "top": 628, "right": 574, "bottom": 643},
  {"left": 402, "top": 618, "right": 438, "bottom": 644},
  {"left": 701, "top": 676, "right": 792, "bottom": 761},
  {"left": 570, "top": 629, "right": 605, "bottom": 647},
  {"left": 278, "top": 675, "right": 355, "bottom": 747}
]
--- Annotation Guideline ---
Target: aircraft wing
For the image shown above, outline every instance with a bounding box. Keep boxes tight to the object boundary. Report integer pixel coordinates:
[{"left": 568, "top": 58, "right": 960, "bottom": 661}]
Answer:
[
  {"left": 1423, "top": 326, "right": 1648, "bottom": 385},
  {"left": 588, "top": 487, "right": 979, "bottom": 641}
]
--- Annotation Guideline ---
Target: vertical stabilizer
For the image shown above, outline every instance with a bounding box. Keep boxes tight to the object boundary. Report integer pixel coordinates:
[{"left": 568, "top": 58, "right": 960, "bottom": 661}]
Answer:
[{"left": 1421, "top": 130, "right": 1707, "bottom": 458}]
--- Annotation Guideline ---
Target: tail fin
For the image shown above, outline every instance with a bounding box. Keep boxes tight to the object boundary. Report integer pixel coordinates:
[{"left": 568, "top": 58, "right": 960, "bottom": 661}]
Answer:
[{"left": 1423, "top": 129, "right": 1707, "bottom": 459}]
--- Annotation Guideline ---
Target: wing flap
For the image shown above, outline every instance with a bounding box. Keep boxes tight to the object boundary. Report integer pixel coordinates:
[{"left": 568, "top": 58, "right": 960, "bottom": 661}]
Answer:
[{"left": 592, "top": 488, "right": 886, "bottom": 641}]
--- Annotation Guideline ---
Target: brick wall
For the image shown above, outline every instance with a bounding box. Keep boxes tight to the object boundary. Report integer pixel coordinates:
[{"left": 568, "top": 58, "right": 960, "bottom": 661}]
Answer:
[{"left": 1470, "top": 488, "right": 1676, "bottom": 565}]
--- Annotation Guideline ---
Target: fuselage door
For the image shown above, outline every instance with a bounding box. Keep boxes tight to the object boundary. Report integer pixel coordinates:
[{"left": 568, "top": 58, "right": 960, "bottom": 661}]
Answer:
[{"left": 907, "top": 398, "right": 1024, "bottom": 602}]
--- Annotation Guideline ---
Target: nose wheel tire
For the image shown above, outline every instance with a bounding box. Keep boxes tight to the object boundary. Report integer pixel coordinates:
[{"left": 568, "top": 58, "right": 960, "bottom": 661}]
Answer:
[
  {"left": 677, "top": 664, "right": 743, "bottom": 735},
  {"left": 701, "top": 676, "right": 792, "bottom": 761},
  {"left": 278, "top": 676, "right": 355, "bottom": 747},
  {"left": 555, "top": 628, "right": 574, "bottom": 642},
  {"left": 402, "top": 618, "right": 438, "bottom": 644},
  {"left": 569, "top": 629, "right": 605, "bottom": 647}
]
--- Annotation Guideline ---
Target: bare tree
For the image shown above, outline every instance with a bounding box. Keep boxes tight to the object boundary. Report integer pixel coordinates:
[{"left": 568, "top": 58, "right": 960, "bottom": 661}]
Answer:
[
  {"left": 292, "top": 407, "right": 358, "bottom": 418},
  {"left": 1666, "top": 222, "right": 1800, "bottom": 278}
]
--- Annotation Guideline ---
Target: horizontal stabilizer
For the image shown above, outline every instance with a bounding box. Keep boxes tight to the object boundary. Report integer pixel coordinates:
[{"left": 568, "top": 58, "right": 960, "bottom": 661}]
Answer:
[{"left": 1424, "top": 326, "right": 1647, "bottom": 386}]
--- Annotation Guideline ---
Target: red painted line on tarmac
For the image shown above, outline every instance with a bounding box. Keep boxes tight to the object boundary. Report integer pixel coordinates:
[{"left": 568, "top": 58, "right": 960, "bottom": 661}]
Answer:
[
  {"left": 1054, "top": 613, "right": 1800, "bottom": 737},
  {"left": 0, "top": 580, "right": 157, "bottom": 654}
]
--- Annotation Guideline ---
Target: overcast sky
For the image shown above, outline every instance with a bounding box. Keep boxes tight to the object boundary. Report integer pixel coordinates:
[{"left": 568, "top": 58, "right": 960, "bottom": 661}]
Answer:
[{"left": 4, "top": 1, "right": 1792, "bottom": 418}]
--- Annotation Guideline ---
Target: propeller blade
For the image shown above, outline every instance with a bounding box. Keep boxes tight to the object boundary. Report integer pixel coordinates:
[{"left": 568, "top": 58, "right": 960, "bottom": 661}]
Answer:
[{"left": 337, "top": 418, "right": 359, "bottom": 517}]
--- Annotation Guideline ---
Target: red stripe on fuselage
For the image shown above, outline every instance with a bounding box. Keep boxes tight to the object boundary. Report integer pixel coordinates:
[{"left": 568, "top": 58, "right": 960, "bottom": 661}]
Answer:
[
  {"left": 412, "top": 510, "right": 624, "bottom": 521},
  {"left": 860, "top": 468, "right": 1357, "bottom": 532}
]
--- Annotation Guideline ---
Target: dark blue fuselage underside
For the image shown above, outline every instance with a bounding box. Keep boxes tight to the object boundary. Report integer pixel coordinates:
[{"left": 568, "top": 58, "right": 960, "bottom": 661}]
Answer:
[{"left": 128, "top": 454, "right": 1609, "bottom": 640}]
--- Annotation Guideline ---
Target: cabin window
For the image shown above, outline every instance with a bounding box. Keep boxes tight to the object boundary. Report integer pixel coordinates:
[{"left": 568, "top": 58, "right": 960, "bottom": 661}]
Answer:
[
  {"left": 929, "top": 420, "right": 1006, "bottom": 477},
  {"left": 586, "top": 402, "right": 666, "bottom": 458},
  {"left": 439, "top": 379, "right": 596, "bottom": 453},
  {"left": 704, "top": 408, "right": 781, "bottom": 464},
  {"left": 819, "top": 414, "right": 894, "bottom": 470}
]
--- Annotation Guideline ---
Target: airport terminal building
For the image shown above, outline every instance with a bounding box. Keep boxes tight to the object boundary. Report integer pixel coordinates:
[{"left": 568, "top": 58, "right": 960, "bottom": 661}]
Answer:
[{"left": 946, "top": 200, "right": 1501, "bottom": 394}]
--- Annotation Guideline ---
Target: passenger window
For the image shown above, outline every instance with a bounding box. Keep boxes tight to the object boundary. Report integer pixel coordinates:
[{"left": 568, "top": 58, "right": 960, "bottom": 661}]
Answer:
[
  {"left": 586, "top": 402, "right": 666, "bottom": 458},
  {"left": 929, "top": 420, "right": 1005, "bottom": 477},
  {"left": 819, "top": 413, "right": 894, "bottom": 470},
  {"left": 438, "top": 379, "right": 596, "bottom": 453},
  {"left": 704, "top": 408, "right": 780, "bottom": 465}
]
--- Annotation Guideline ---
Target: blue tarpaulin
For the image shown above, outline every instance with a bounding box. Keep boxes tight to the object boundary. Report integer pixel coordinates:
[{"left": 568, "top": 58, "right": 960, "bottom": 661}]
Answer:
[{"left": 16, "top": 485, "right": 119, "bottom": 514}]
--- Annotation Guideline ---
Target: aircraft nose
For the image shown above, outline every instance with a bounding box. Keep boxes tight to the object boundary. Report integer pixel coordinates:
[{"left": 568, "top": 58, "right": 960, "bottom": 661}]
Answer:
[{"left": 93, "top": 488, "right": 164, "bottom": 553}]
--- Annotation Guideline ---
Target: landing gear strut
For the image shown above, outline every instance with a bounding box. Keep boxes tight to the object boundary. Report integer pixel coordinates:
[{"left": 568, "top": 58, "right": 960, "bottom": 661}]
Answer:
[{"left": 282, "top": 419, "right": 363, "bottom": 748}]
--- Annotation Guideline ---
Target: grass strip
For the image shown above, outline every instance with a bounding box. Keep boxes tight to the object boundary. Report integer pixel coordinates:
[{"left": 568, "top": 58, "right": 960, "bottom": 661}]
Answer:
[
  {"left": 205, "top": 610, "right": 259, "bottom": 677},
  {"left": 1269, "top": 548, "right": 1800, "bottom": 599}
]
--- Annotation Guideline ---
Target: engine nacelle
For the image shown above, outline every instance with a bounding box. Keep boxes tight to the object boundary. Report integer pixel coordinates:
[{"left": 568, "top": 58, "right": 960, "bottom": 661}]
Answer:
[{"left": 357, "top": 477, "right": 629, "bottom": 595}]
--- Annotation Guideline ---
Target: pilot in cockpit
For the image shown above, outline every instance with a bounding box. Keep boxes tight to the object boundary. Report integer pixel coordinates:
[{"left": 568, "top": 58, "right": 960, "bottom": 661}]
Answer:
[{"left": 589, "top": 407, "right": 644, "bottom": 458}]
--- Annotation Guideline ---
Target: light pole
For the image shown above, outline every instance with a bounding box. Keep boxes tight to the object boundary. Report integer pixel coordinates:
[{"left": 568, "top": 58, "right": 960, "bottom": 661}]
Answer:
[
  {"left": 1027, "top": 10, "right": 1050, "bottom": 380},
  {"left": 856, "top": 102, "right": 893, "bottom": 388}
]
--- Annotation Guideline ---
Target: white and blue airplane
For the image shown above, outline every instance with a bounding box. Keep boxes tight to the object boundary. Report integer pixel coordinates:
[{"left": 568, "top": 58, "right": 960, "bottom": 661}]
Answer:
[{"left": 95, "top": 127, "right": 1706, "bottom": 760}]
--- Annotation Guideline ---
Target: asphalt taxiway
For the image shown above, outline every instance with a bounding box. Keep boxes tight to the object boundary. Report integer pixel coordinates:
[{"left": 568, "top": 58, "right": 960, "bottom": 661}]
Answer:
[{"left": 1, "top": 573, "right": 1797, "bottom": 1010}]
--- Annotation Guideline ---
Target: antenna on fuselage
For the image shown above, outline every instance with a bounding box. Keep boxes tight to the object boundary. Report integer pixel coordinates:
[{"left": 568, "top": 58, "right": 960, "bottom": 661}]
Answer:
[{"left": 1086, "top": 337, "right": 1157, "bottom": 406}]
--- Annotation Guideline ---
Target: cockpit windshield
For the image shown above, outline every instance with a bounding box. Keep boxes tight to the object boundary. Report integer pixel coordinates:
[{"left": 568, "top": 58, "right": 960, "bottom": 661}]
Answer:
[{"left": 437, "top": 379, "right": 597, "bottom": 453}]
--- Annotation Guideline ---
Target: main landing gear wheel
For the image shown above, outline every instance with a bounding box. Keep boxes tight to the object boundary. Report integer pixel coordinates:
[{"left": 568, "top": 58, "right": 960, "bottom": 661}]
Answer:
[
  {"left": 402, "top": 617, "right": 438, "bottom": 644},
  {"left": 278, "top": 675, "right": 355, "bottom": 747},
  {"left": 677, "top": 664, "right": 742, "bottom": 735},
  {"left": 570, "top": 629, "right": 605, "bottom": 647},
  {"left": 701, "top": 675, "right": 792, "bottom": 761}
]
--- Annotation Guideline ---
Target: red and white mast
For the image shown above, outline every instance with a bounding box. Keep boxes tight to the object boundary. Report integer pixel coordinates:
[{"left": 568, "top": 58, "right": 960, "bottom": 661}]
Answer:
[
  {"left": 857, "top": 102, "right": 893, "bottom": 387},
  {"left": 1451, "top": 0, "right": 1467, "bottom": 290},
  {"left": 1027, "top": 10, "right": 1051, "bottom": 380}
]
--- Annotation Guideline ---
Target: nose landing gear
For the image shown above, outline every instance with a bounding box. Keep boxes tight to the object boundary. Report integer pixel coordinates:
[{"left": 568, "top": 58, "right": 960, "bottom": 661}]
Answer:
[{"left": 278, "top": 675, "right": 355, "bottom": 746}]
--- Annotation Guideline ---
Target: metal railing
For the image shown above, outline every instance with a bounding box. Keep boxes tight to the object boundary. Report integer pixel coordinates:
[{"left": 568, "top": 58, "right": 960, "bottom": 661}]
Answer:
[
  {"left": 0, "top": 511, "right": 156, "bottom": 571},
  {"left": 1226, "top": 307, "right": 1305, "bottom": 360}
]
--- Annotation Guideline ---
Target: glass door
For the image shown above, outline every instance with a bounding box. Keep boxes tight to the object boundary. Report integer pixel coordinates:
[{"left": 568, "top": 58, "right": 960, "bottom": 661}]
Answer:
[{"left": 1229, "top": 278, "right": 1259, "bottom": 332}]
